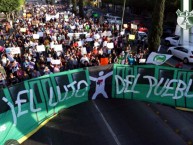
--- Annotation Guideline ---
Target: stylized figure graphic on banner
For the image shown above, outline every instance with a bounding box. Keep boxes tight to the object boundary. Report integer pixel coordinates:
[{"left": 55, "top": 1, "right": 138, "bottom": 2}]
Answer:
[{"left": 89, "top": 71, "right": 113, "bottom": 100}]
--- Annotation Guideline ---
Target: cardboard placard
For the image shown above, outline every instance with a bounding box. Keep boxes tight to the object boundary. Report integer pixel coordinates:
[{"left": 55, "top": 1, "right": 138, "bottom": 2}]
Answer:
[
  {"left": 131, "top": 23, "right": 137, "bottom": 30},
  {"left": 64, "top": 15, "right": 68, "bottom": 19},
  {"left": 6, "top": 47, "right": 21, "bottom": 54},
  {"left": 94, "top": 34, "right": 100, "bottom": 39},
  {"left": 129, "top": 34, "right": 135, "bottom": 40},
  {"left": 86, "top": 38, "right": 93, "bottom": 42},
  {"left": 33, "top": 34, "right": 40, "bottom": 39},
  {"left": 47, "top": 57, "right": 52, "bottom": 62},
  {"left": 107, "top": 31, "right": 112, "bottom": 37},
  {"left": 81, "top": 47, "right": 87, "bottom": 55},
  {"left": 32, "top": 20, "right": 39, "bottom": 25},
  {"left": 139, "top": 59, "right": 146, "bottom": 63},
  {"left": 27, "top": 14, "right": 32, "bottom": 18},
  {"left": 36, "top": 45, "right": 45, "bottom": 52},
  {"left": 107, "top": 43, "right": 114, "bottom": 49},
  {"left": 37, "top": 32, "right": 44, "bottom": 37},
  {"left": 100, "top": 57, "right": 109, "bottom": 66},
  {"left": 123, "top": 24, "right": 128, "bottom": 28},
  {"left": 20, "top": 28, "right": 26, "bottom": 32},
  {"left": 70, "top": 25, "right": 76, "bottom": 30},
  {"left": 51, "top": 59, "right": 61, "bottom": 64},
  {"left": 53, "top": 45, "right": 63, "bottom": 51},
  {"left": 120, "top": 31, "right": 125, "bottom": 35}
]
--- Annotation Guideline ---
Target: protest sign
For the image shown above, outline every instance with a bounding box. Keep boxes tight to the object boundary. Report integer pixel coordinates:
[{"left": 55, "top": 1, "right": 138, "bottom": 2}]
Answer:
[
  {"left": 6, "top": 47, "right": 21, "bottom": 54},
  {"left": 51, "top": 59, "right": 61, "bottom": 64},
  {"left": 53, "top": 45, "right": 63, "bottom": 51},
  {"left": 47, "top": 57, "right": 52, "bottom": 62},
  {"left": 107, "top": 43, "right": 114, "bottom": 49},
  {"left": 20, "top": 28, "right": 26, "bottom": 32},
  {"left": 36, "top": 45, "right": 45, "bottom": 52},
  {"left": 128, "top": 34, "right": 135, "bottom": 40},
  {"left": 100, "top": 58, "right": 109, "bottom": 66},
  {"left": 86, "top": 38, "right": 93, "bottom": 42},
  {"left": 33, "top": 34, "right": 40, "bottom": 39},
  {"left": 131, "top": 23, "right": 137, "bottom": 30},
  {"left": 123, "top": 24, "right": 128, "bottom": 28},
  {"left": 37, "top": 32, "right": 44, "bottom": 37}
]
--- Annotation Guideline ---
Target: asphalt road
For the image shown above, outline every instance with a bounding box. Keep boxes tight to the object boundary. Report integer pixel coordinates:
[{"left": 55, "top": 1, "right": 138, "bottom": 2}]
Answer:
[{"left": 21, "top": 99, "right": 193, "bottom": 145}]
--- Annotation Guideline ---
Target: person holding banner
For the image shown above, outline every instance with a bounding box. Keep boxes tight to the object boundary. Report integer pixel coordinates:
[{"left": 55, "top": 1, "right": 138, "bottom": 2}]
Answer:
[
  {"left": 127, "top": 54, "right": 135, "bottom": 65},
  {"left": 0, "top": 63, "right": 7, "bottom": 79},
  {"left": 8, "top": 73, "right": 19, "bottom": 86},
  {"left": 31, "top": 69, "right": 41, "bottom": 78},
  {"left": 43, "top": 66, "right": 53, "bottom": 75},
  {"left": 0, "top": 72, "right": 7, "bottom": 87}
]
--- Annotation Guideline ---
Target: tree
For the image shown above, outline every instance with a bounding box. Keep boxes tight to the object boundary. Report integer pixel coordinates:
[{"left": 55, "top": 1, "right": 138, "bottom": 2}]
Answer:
[
  {"left": 0, "top": 0, "right": 21, "bottom": 21},
  {"left": 78, "top": 0, "right": 84, "bottom": 17},
  {"left": 72, "top": 0, "right": 77, "bottom": 14},
  {"left": 148, "top": 0, "right": 165, "bottom": 53}
]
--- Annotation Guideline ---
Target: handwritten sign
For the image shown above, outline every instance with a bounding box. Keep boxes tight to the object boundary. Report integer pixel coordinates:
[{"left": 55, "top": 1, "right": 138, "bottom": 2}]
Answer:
[
  {"left": 36, "top": 45, "right": 45, "bottom": 52},
  {"left": 51, "top": 59, "right": 61, "bottom": 64},
  {"left": 33, "top": 34, "right": 39, "bottom": 39},
  {"left": 53, "top": 45, "right": 63, "bottom": 51},
  {"left": 6, "top": 47, "right": 21, "bottom": 54},
  {"left": 107, "top": 43, "right": 114, "bottom": 49}
]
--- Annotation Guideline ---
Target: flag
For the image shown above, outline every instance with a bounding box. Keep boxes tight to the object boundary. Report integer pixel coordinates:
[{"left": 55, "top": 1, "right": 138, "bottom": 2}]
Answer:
[{"left": 146, "top": 52, "right": 172, "bottom": 65}]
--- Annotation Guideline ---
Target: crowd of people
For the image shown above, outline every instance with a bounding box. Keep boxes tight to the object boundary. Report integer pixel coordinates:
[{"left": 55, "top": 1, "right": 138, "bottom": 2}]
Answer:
[{"left": 0, "top": 2, "right": 149, "bottom": 87}]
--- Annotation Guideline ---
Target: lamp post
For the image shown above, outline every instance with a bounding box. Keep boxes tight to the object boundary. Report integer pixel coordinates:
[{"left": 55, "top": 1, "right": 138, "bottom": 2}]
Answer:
[{"left": 121, "top": 0, "right": 126, "bottom": 32}]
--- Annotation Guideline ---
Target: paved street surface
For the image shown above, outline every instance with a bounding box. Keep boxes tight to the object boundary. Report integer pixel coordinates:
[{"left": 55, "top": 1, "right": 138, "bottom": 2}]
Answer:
[{"left": 22, "top": 99, "right": 193, "bottom": 145}]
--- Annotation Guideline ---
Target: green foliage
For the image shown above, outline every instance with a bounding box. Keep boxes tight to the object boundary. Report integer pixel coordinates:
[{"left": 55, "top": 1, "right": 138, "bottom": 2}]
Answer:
[
  {"left": 72, "top": 0, "right": 77, "bottom": 14},
  {"left": 19, "top": 0, "right": 25, "bottom": 6},
  {"left": 148, "top": 0, "right": 165, "bottom": 53},
  {"left": 0, "top": 0, "right": 21, "bottom": 13},
  {"left": 102, "top": 0, "right": 177, "bottom": 12}
]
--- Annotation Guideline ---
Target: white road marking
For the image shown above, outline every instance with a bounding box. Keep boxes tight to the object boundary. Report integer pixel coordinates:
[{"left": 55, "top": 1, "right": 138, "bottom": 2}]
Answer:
[{"left": 94, "top": 102, "right": 121, "bottom": 145}]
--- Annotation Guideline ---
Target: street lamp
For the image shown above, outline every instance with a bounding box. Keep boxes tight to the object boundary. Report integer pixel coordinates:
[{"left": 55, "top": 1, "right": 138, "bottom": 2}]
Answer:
[{"left": 121, "top": 0, "right": 126, "bottom": 32}]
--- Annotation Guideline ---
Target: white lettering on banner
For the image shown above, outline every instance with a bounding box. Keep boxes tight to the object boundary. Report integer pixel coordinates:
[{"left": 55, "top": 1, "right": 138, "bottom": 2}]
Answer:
[
  {"left": 75, "top": 80, "right": 89, "bottom": 97},
  {"left": 0, "top": 124, "right": 6, "bottom": 132},
  {"left": 48, "top": 80, "right": 89, "bottom": 106},
  {"left": 30, "top": 90, "right": 41, "bottom": 112},
  {"left": 143, "top": 76, "right": 157, "bottom": 98},
  {"left": 15, "top": 90, "right": 29, "bottom": 117},
  {"left": 184, "top": 79, "right": 193, "bottom": 98},
  {"left": 1, "top": 80, "right": 89, "bottom": 125},
  {"left": 66, "top": 81, "right": 77, "bottom": 99},
  {"left": 2, "top": 97, "right": 17, "bottom": 125},
  {"left": 115, "top": 74, "right": 140, "bottom": 95},
  {"left": 49, "top": 87, "right": 58, "bottom": 107},
  {"left": 174, "top": 80, "right": 187, "bottom": 99},
  {"left": 115, "top": 74, "right": 193, "bottom": 99}
]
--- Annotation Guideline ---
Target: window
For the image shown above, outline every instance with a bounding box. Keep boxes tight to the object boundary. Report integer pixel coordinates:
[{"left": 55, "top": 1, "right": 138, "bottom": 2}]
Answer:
[
  {"left": 181, "top": 48, "right": 188, "bottom": 53},
  {"left": 173, "top": 36, "right": 180, "bottom": 40},
  {"left": 174, "top": 47, "right": 183, "bottom": 51}
]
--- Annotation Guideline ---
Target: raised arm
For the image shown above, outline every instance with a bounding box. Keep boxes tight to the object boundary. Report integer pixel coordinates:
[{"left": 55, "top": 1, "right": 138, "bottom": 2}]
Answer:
[
  {"left": 104, "top": 71, "right": 113, "bottom": 79},
  {"left": 89, "top": 76, "right": 97, "bottom": 81}
]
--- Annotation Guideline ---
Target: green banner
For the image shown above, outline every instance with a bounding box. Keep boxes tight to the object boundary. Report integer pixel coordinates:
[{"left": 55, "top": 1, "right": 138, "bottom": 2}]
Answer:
[
  {"left": 0, "top": 68, "right": 90, "bottom": 144},
  {"left": 112, "top": 64, "right": 193, "bottom": 108},
  {"left": 1, "top": 64, "right": 193, "bottom": 144}
]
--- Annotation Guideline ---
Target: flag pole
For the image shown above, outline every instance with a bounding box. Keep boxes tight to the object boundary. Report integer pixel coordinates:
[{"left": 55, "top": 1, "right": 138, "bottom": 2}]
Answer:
[{"left": 121, "top": 0, "right": 126, "bottom": 32}]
